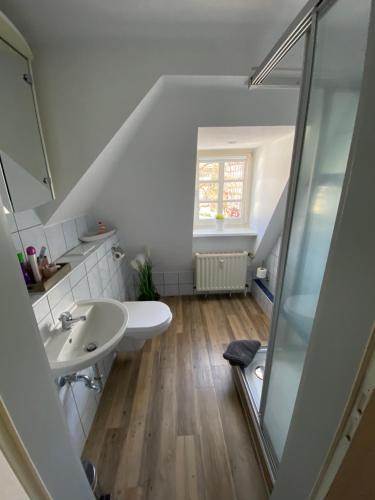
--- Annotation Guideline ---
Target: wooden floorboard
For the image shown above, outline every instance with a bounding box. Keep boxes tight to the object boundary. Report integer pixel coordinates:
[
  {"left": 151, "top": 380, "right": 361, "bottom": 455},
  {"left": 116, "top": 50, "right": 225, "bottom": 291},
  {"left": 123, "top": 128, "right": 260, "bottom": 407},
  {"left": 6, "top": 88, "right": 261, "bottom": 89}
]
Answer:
[{"left": 83, "top": 295, "right": 269, "bottom": 499}]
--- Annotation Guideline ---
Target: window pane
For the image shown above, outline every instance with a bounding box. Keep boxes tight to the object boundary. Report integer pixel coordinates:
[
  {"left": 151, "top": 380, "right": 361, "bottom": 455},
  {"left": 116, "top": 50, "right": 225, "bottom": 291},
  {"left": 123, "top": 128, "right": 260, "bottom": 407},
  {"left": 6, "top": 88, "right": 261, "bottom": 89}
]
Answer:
[
  {"left": 224, "top": 160, "right": 245, "bottom": 180},
  {"left": 198, "top": 162, "right": 220, "bottom": 181},
  {"left": 223, "top": 181, "right": 243, "bottom": 200},
  {"left": 199, "top": 202, "right": 218, "bottom": 219},
  {"left": 223, "top": 201, "right": 241, "bottom": 219},
  {"left": 199, "top": 182, "right": 219, "bottom": 201}
]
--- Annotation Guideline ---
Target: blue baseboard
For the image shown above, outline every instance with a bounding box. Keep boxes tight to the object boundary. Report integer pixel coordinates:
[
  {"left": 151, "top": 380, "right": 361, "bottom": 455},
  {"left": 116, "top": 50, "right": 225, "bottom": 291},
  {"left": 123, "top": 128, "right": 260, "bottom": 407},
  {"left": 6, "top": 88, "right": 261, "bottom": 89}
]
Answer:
[{"left": 254, "top": 279, "right": 274, "bottom": 303}]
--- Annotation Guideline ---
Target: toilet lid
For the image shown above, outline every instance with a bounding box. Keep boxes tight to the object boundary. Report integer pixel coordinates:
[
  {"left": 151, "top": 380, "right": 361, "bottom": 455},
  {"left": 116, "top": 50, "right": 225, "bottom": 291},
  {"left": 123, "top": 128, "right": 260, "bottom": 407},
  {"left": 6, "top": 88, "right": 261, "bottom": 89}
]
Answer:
[{"left": 123, "top": 301, "right": 172, "bottom": 330}]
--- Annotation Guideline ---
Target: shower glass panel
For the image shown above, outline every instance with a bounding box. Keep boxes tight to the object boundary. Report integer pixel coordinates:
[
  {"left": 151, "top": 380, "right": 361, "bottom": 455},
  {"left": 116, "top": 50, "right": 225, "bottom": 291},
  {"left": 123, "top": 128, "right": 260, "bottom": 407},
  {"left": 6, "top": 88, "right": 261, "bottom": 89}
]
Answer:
[{"left": 261, "top": 0, "right": 371, "bottom": 462}]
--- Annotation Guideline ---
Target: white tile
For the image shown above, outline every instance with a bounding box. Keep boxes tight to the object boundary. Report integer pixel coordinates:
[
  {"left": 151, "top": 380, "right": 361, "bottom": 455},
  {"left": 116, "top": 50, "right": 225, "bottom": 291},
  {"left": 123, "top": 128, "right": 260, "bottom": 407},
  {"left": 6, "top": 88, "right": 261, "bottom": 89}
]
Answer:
[
  {"left": 85, "top": 252, "right": 97, "bottom": 273},
  {"left": 70, "top": 369, "right": 98, "bottom": 437},
  {"left": 96, "top": 359, "right": 107, "bottom": 386},
  {"left": 97, "top": 244, "right": 106, "bottom": 261},
  {"left": 269, "top": 274, "right": 276, "bottom": 295},
  {"left": 109, "top": 234, "right": 118, "bottom": 247},
  {"left": 5, "top": 212, "right": 17, "bottom": 233},
  {"left": 104, "top": 352, "right": 116, "bottom": 377},
  {"left": 72, "top": 277, "right": 91, "bottom": 302},
  {"left": 98, "top": 352, "right": 115, "bottom": 385},
  {"left": 106, "top": 252, "right": 116, "bottom": 278},
  {"left": 19, "top": 225, "right": 51, "bottom": 261},
  {"left": 62, "top": 219, "right": 79, "bottom": 250},
  {"left": 164, "top": 284, "right": 179, "bottom": 296},
  {"left": 98, "top": 256, "right": 110, "bottom": 288},
  {"left": 61, "top": 385, "right": 86, "bottom": 455},
  {"left": 75, "top": 216, "right": 88, "bottom": 239},
  {"left": 47, "top": 278, "right": 71, "bottom": 310},
  {"left": 14, "top": 209, "right": 41, "bottom": 230},
  {"left": 116, "top": 272, "right": 126, "bottom": 300},
  {"left": 33, "top": 296, "right": 51, "bottom": 323},
  {"left": 37, "top": 313, "right": 55, "bottom": 343},
  {"left": 103, "top": 282, "right": 113, "bottom": 299},
  {"left": 179, "top": 283, "right": 194, "bottom": 295},
  {"left": 69, "top": 263, "right": 86, "bottom": 289},
  {"left": 11, "top": 232, "right": 24, "bottom": 254},
  {"left": 178, "top": 270, "right": 193, "bottom": 284},
  {"left": 87, "top": 267, "right": 102, "bottom": 299},
  {"left": 51, "top": 291, "right": 74, "bottom": 323},
  {"left": 44, "top": 223, "right": 67, "bottom": 262},
  {"left": 164, "top": 272, "right": 178, "bottom": 285},
  {"left": 111, "top": 275, "right": 120, "bottom": 300},
  {"left": 104, "top": 236, "right": 113, "bottom": 253}
]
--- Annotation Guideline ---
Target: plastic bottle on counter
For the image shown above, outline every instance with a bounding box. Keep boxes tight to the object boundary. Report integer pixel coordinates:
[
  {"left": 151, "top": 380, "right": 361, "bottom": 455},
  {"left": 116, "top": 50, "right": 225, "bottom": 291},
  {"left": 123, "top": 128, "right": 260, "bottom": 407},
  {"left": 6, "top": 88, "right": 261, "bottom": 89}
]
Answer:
[
  {"left": 17, "top": 252, "right": 32, "bottom": 285},
  {"left": 26, "top": 246, "right": 42, "bottom": 283}
]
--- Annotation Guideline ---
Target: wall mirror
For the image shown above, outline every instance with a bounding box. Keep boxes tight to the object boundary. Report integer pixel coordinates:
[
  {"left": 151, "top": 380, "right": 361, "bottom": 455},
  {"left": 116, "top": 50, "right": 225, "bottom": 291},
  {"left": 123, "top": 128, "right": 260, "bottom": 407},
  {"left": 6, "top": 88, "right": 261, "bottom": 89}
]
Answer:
[{"left": 0, "top": 16, "right": 54, "bottom": 213}]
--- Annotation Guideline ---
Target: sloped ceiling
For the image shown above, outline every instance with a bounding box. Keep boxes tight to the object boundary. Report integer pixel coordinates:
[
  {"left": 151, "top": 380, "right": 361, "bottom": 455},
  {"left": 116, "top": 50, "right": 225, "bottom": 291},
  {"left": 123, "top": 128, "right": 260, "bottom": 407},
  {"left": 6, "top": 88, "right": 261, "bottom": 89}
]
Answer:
[
  {"left": 1, "top": 0, "right": 306, "bottom": 44},
  {"left": 0, "top": 0, "right": 305, "bottom": 224}
]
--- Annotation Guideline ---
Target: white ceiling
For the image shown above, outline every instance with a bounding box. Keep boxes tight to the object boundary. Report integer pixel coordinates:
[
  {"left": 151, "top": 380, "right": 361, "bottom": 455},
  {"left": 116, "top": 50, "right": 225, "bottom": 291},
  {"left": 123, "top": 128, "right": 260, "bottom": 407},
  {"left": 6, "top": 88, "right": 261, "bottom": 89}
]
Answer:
[
  {"left": 1, "top": 0, "right": 306, "bottom": 44},
  {"left": 197, "top": 126, "right": 295, "bottom": 150}
]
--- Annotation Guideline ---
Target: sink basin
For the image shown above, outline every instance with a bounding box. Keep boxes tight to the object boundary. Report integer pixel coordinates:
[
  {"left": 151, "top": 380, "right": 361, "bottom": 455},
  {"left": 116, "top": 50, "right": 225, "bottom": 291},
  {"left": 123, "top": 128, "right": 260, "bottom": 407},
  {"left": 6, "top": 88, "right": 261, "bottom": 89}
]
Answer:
[{"left": 44, "top": 299, "right": 128, "bottom": 377}]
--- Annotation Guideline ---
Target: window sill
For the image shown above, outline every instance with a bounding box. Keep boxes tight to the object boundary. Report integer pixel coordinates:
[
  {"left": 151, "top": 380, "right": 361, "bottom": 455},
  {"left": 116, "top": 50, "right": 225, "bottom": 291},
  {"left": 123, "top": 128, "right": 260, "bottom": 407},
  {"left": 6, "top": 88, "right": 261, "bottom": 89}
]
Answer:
[{"left": 193, "top": 228, "right": 257, "bottom": 238}]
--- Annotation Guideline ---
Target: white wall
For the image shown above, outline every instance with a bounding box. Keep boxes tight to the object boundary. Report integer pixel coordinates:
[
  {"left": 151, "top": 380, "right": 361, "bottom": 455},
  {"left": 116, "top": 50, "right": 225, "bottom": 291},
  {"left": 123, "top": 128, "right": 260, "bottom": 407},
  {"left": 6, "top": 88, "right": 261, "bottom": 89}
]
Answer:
[
  {"left": 29, "top": 39, "right": 273, "bottom": 223},
  {"left": 85, "top": 77, "right": 299, "bottom": 272},
  {"left": 0, "top": 201, "right": 93, "bottom": 499},
  {"left": 250, "top": 132, "right": 294, "bottom": 252}
]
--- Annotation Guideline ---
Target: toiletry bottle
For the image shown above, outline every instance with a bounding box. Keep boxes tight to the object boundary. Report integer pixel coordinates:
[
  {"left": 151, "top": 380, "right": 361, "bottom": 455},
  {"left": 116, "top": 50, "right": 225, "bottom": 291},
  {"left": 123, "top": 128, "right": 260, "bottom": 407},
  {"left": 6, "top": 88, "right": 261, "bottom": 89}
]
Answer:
[
  {"left": 26, "top": 246, "right": 42, "bottom": 283},
  {"left": 17, "top": 252, "right": 32, "bottom": 285},
  {"left": 38, "top": 253, "right": 49, "bottom": 275},
  {"left": 98, "top": 221, "right": 107, "bottom": 234}
]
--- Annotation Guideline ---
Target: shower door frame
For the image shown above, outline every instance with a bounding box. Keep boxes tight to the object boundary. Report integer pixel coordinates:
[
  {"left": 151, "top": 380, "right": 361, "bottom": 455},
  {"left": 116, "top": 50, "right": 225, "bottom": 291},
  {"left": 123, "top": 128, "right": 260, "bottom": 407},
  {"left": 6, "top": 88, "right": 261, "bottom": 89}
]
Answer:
[{"left": 247, "top": 0, "right": 360, "bottom": 474}]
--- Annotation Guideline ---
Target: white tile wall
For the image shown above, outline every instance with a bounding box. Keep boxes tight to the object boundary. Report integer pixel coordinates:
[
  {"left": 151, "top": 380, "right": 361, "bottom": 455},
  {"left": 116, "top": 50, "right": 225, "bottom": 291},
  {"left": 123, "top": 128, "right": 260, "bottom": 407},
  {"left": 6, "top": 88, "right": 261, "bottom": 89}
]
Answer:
[
  {"left": 59, "top": 384, "right": 86, "bottom": 456},
  {"left": 265, "top": 235, "right": 282, "bottom": 295},
  {"left": 5, "top": 209, "right": 125, "bottom": 456},
  {"left": 69, "top": 263, "right": 86, "bottom": 289},
  {"left": 252, "top": 234, "right": 282, "bottom": 320},
  {"left": 252, "top": 281, "right": 274, "bottom": 320},
  {"left": 45, "top": 223, "right": 67, "bottom": 262},
  {"left": 33, "top": 296, "right": 50, "bottom": 323},
  {"left": 148, "top": 267, "right": 252, "bottom": 297},
  {"left": 62, "top": 219, "right": 79, "bottom": 250},
  {"left": 72, "top": 277, "right": 91, "bottom": 302},
  {"left": 32, "top": 233, "right": 123, "bottom": 453}
]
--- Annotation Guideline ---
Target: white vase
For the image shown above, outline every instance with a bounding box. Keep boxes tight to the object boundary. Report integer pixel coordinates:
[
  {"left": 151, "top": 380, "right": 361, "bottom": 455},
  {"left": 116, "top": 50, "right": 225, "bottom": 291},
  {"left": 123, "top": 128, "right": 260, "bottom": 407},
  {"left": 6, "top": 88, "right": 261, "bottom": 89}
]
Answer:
[{"left": 216, "top": 219, "right": 224, "bottom": 231}]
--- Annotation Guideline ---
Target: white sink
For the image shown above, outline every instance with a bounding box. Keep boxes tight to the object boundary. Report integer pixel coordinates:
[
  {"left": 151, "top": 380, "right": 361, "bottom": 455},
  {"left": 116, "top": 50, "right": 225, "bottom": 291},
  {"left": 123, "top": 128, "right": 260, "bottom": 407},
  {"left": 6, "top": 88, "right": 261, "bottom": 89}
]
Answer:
[{"left": 44, "top": 299, "right": 128, "bottom": 377}]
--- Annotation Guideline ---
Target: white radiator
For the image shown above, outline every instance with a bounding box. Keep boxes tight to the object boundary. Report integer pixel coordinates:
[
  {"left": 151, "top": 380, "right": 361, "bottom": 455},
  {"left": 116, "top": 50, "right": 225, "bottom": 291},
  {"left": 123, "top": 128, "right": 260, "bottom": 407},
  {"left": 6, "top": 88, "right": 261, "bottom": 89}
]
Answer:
[{"left": 195, "top": 251, "right": 249, "bottom": 293}]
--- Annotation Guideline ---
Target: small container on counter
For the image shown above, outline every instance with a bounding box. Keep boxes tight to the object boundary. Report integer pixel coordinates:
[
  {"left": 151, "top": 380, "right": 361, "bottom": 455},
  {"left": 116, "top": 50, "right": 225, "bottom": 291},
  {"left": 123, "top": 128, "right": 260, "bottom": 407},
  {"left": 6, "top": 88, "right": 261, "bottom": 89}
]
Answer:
[{"left": 42, "top": 263, "right": 61, "bottom": 279}]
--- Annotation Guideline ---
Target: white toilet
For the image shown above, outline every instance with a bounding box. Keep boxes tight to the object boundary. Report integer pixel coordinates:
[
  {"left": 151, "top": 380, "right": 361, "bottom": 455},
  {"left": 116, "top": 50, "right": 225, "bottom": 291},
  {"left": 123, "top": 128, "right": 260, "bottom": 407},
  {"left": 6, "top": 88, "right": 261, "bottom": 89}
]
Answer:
[{"left": 117, "top": 301, "right": 173, "bottom": 352}]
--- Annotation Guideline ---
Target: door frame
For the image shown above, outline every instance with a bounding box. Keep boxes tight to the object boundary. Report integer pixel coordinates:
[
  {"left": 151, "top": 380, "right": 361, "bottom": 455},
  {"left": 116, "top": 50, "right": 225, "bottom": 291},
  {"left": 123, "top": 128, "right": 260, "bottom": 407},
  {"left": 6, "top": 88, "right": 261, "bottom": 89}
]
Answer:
[{"left": 0, "top": 397, "right": 52, "bottom": 499}]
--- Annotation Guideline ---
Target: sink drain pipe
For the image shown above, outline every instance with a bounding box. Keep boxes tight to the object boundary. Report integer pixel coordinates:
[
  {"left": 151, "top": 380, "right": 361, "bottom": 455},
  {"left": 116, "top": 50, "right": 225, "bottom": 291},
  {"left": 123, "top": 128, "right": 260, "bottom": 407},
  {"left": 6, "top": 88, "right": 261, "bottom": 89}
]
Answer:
[{"left": 57, "top": 362, "right": 104, "bottom": 392}]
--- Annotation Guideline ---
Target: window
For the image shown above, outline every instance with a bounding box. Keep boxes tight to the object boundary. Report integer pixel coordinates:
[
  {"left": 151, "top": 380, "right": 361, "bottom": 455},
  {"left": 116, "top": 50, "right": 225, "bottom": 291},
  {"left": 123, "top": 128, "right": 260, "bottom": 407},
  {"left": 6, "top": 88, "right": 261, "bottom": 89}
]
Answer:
[{"left": 194, "top": 151, "right": 251, "bottom": 227}]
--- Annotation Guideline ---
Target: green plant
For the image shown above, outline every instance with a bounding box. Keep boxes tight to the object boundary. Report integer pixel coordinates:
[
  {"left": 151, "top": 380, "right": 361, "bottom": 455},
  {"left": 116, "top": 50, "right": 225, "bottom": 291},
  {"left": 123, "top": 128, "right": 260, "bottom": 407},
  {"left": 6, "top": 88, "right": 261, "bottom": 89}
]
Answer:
[
  {"left": 215, "top": 213, "right": 225, "bottom": 220},
  {"left": 130, "top": 253, "right": 160, "bottom": 301}
]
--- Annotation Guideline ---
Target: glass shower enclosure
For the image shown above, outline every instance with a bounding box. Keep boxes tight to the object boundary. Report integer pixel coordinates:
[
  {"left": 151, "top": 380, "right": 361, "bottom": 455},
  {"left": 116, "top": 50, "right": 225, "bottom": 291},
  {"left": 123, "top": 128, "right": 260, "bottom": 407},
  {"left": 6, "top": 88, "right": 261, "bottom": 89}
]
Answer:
[{"left": 243, "top": 0, "right": 372, "bottom": 477}]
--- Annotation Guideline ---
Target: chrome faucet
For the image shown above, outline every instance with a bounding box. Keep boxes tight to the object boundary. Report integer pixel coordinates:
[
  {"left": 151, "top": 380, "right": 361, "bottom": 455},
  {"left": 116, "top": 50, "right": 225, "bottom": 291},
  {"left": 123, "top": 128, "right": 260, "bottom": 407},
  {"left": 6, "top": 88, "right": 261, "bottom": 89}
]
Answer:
[{"left": 59, "top": 311, "right": 87, "bottom": 331}]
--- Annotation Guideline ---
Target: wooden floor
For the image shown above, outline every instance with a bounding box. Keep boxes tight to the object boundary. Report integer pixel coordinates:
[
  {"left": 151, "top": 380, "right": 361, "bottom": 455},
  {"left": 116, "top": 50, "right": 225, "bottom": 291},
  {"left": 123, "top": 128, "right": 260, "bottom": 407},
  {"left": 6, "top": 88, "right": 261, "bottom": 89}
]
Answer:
[{"left": 83, "top": 295, "right": 269, "bottom": 500}]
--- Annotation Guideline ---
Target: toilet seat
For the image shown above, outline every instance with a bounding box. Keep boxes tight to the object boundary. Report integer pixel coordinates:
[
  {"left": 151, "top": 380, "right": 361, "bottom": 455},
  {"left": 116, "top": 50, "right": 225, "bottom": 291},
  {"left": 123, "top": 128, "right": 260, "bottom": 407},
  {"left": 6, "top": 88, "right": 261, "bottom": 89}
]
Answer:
[{"left": 123, "top": 301, "right": 172, "bottom": 340}]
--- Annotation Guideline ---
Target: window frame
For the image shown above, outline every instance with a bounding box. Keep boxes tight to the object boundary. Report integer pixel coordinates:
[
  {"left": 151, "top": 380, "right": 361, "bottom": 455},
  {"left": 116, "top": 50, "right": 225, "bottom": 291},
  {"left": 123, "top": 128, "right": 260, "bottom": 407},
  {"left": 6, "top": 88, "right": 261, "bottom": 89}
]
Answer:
[{"left": 194, "top": 149, "right": 252, "bottom": 229}]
